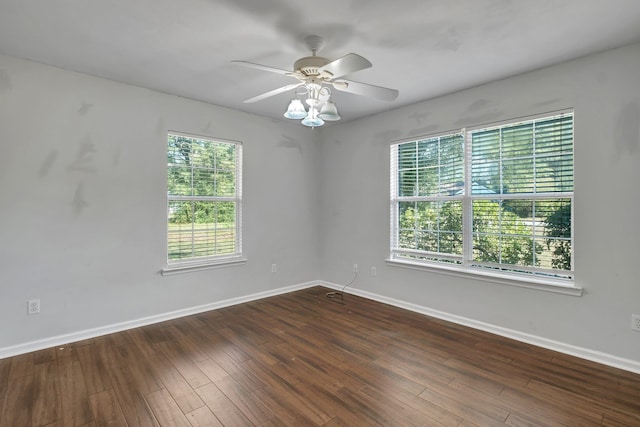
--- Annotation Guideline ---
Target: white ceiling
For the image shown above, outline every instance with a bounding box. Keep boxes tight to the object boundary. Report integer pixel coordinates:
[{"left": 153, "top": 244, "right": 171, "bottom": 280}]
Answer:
[{"left": 1, "top": 0, "right": 640, "bottom": 125}]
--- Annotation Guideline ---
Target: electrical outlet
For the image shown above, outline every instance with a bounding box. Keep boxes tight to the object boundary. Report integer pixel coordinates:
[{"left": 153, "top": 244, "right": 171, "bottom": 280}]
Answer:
[
  {"left": 632, "top": 314, "right": 640, "bottom": 332},
  {"left": 28, "top": 299, "right": 40, "bottom": 315},
  {"left": 271, "top": 263, "right": 277, "bottom": 273},
  {"left": 353, "top": 264, "right": 358, "bottom": 273},
  {"left": 371, "top": 266, "right": 377, "bottom": 276}
]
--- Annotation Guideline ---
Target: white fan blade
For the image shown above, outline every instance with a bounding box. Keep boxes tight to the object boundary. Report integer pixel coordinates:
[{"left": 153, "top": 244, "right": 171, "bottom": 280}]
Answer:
[
  {"left": 243, "top": 83, "right": 303, "bottom": 103},
  {"left": 332, "top": 79, "right": 399, "bottom": 101},
  {"left": 318, "top": 53, "right": 372, "bottom": 79},
  {"left": 232, "top": 60, "right": 292, "bottom": 75}
]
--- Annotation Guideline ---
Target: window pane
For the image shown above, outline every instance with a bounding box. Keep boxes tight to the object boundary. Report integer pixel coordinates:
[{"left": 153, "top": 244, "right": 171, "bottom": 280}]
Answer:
[
  {"left": 472, "top": 128, "right": 500, "bottom": 161},
  {"left": 398, "top": 201, "right": 417, "bottom": 249},
  {"left": 397, "top": 200, "right": 462, "bottom": 256},
  {"left": 168, "top": 200, "right": 194, "bottom": 260},
  {"left": 391, "top": 112, "right": 573, "bottom": 281},
  {"left": 472, "top": 200, "right": 539, "bottom": 267},
  {"left": 417, "top": 139, "right": 438, "bottom": 168},
  {"left": 191, "top": 138, "right": 214, "bottom": 168},
  {"left": 396, "top": 134, "right": 464, "bottom": 197},
  {"left": 167, "top": 134, "right": 241, "bottom": 263},
  {"left": 168, "top": 200, "right": 237, "bottom": 260},
  {"left": 472, "top": 198, "right": 572, "bottom": 272},
  {"left": 417, "top": 167, "right": 438, "bottom": 195},
  {"left": 216, "top": 170, "right": 236, "bottom": 197},
  {"left": 502, "top": 123, "right": 533, "bottom": 158},
  {"left": 471, "top": 114, "right": 573, "bottom": 196},
  {"left": 398, "top": 142, "right": 417, "bottom": 168},
  {"left": 399, "top": 169, "right": 417, "bottom": 197},
  {"left": 439, "top": 135, "right": 464, "bottom": 195},
  {"left": 215, "top": 143, "right": 237, "bottom": 171},
  {"left": 535, "top": 154, "right": 573, "bottom": 192},
  {"left": 168, "top": 166, "right": 192, "bottom": 196},
  {"left": 502, "top": 158, "right": 534, "bottom": 193},
  {"left": 168, "top": 135, "right": 192, "bottom": 166},
  {"left": 470, "top": 160, "right": 500, "bottom": 194},
  {"left": 192, "top": 168, "right": 215, "bottom": 196},
  {"left": 536, "top": 115, "right": 573, "bottom": 156},
  {"left": 539, "top": 198, "right": 572, "bottom": 270}
]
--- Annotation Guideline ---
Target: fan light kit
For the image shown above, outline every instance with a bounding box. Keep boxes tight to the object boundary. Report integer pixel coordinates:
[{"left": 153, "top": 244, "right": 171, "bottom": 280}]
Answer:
[{"left": 233, "top": 35, "right": 398, "bottom": 128}]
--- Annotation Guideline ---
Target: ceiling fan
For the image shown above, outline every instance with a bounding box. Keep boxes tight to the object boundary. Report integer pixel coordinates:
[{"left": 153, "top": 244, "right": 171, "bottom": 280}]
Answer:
[{"left": 232, "top": 35, "right": 399, "bottom": 127}]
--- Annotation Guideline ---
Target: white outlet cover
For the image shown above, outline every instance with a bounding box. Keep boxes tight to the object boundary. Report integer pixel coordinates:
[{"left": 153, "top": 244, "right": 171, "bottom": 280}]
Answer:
[
  {"left": 632, "top": 314, "right": 640, "bottom": 331},
  {"left": 28, "top": 299, "right": 40, "bottom": 314}
]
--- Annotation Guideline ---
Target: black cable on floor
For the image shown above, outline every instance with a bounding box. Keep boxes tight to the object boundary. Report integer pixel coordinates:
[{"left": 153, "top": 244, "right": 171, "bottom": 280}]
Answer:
[{"left": 326, "top": 271, "right": 358, "bottom": 305}]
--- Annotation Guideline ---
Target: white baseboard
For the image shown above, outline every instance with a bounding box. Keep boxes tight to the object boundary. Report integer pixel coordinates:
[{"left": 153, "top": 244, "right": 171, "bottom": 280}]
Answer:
[
  {"left": 320, "top": 281, "right": 640, "bottom": 375},
  {"left": 0, "top": 281, "right": 317, "bottom": 359},
  {"left": 3, "top": 279, "right": 640, "bottom": 375}
]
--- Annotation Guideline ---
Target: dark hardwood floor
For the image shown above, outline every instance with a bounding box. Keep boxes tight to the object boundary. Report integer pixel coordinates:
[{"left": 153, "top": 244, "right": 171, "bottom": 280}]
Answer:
[{"left": 1, "top": 286, "right": 639, "bottom": 426}]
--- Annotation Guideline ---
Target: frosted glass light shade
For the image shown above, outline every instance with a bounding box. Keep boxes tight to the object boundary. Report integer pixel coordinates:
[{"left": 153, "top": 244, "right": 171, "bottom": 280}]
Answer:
[
  {"left": 301, "top": 115, "right": 325, "bottom": 127},
  {"left": 284, "top": 99, "right": 307, "bottom": 119},
  {"left": 318, "top": 101, "right": 340, "bottom": 121},
  {"left": 301, "top": 107, "right": 325, "bottom": 127}
]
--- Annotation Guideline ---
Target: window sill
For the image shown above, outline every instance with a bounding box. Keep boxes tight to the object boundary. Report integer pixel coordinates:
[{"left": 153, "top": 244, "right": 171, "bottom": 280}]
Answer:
[
  {"left": 385, "top": 258, "right": 582, "bottom": 296},
  {"left": 161, "top": 257, "right": 247, "bottom": 276}
]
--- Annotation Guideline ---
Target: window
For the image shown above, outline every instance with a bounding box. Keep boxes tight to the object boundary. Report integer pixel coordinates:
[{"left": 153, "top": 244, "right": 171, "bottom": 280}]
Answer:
[
  {"left": 166, "top": 132, "right": 243, "bottom": 270},
  {"left": 390, "top": 111, "right": 574, "bottom": 286}
]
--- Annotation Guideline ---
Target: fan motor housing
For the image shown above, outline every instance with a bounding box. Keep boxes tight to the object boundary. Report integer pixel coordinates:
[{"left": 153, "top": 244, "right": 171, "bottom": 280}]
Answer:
[{"left": 294, "top": 56, "right": 331, "bottom": 77}]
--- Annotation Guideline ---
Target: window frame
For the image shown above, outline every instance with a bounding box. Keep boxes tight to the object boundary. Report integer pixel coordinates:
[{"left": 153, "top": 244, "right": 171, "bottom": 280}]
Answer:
[
  {"left": 389, "top": 110, "right": 580, "bottom": 295},
  {"left": 162, "top": 131, "right": 245, "bottom": 275}
]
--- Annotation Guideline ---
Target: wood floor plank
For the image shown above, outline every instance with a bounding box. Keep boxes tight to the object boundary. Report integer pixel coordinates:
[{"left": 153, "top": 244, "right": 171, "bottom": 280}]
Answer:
[
  {"left": 358, "top": 384, "right": 461, "bottom": 427},
  {"left": 419, "top": 386, "right": 508, "bottom": 427},
  {"left": 32, "top": 361, "right": 62, "bottom": 426},
  {"left": 444, "top": 357, "right": 530, "bottom": 389},
  {"left": 145, "top": 388, "right": 192, "bottom": 427},
  {"left": 110, "top": 379, "right": 159, "bottom": 427},
  {"left": 157, "top": 339, "right": 211, "bottom": 389},
  {"left": 299, "top": 384, "right": 383, "bottom": 427},
  {"left": 76, "top": 344, "right": 110, "bottom": 395},
  {"left": 117, "top": 343, "right": 163, "bottom": 395},
  {"left": 504, "top": 411, "right": 559, "bottom": 427},
  {"left": 184, "top": 405, "right": 224, "bottom": 427},
  {"left": 196, "top": 358, "right": 231, "bottom": 384},
  {"left": 95, "top": 341, "right": 135, "bottom": 389},
  {"left": 250, "top": 384, "right": 323, "bottom": 426},
  {"left": 55, "top": 344, "right": 79, "bottom": 366},
  {"left": 0, "top": 357, "right": 11, "bottom": 422},
  {"left": 213, "top": 374, "right": 274, "bottom": 425},
  {"left": 207, "top": 348, "right": 266, "bottom": 393},
  {"left": 33, "top": 348, "right": 57, "bottom": 365},
  {"left": 194, "top": 383, "right": 254, "bottom": 427},
  {"left": 145, "top": 351, "right": 205, "bottom": 414},
  {"left": 243, "top": 359, "right": 332, "bottom": 425},
  {"left": 1, "top": 286, "right": 639, "bottom": 426},
  {"left": 163, "top": 325, "right": 211, "bottom": 364},
  {"left": 602, "top": 409, "right": 640, "bottom": 427},
  {"left": 58, "top": 360, "right": 93, "bottom": 426},
  {"left": 525, "top": 378, "right": 608, "bottom": 421},
  {"left": 126, "top": 327, "right": 159, "bottom": 358},
  {"left": 8, "top": 352, "right": 34, "bottom": 381},
  {"left": 1, "top": 374, "right": 34, "bottom": 427},
  {"left": 498, "top": 385, "right": 602, "bottom": 426},
  {"left": 420, "top": 379, "right": 511, "bottom": 422},
  {"left": 88, "top": 388, "right": 128, "bottom": 426}
]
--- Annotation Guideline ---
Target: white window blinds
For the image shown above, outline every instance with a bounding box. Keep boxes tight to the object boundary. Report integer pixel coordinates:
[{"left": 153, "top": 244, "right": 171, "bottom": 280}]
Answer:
[
  {"left": 167, "top": 133, "right": 243, "bottom": 265},
  {"left": 391, "top": 111, "right": 574, "bottom": 283}
]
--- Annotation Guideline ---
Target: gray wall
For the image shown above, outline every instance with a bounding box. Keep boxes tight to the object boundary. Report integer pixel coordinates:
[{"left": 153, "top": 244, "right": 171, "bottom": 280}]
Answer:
[
  {"left": 319, "top": 43, "right": 640, "bottom": 363},
  {"left": 0, "top": 54, "right": 321, "bottom": 350},
  {"left": 1, "top": 43, "right": 639, "bottom": 365}
]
